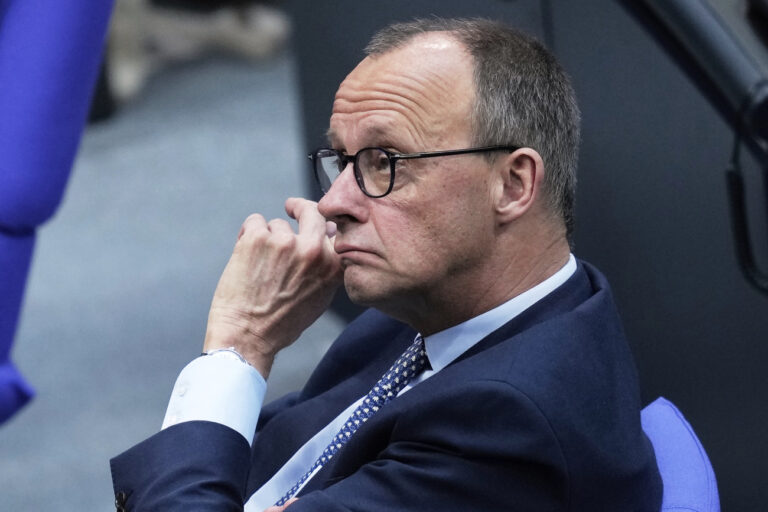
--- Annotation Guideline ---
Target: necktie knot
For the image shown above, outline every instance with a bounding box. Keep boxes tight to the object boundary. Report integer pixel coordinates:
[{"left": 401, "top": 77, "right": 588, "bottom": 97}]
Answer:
[{"left": 370, "top": 334, "right": 427, "bottom": 401}]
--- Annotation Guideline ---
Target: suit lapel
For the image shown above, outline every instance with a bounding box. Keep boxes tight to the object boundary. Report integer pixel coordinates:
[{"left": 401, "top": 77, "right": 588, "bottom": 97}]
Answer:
[
  {"left": 455, "top": 261, "right": 593, "bottom": 366},
  {"left": 246, "top": 314, "right": 416, "bottom": 493}
]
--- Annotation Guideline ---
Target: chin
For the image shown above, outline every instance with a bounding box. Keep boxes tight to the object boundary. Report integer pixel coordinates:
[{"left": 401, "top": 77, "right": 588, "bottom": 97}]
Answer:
[
  {"left": 342, "top": 268, "right": 390, "bottom": 308},
  {"left": 342, "top": 271, "right": 417, "bottom": 323},
  {"left": 343, "top": 280, "right": 381, "bottom": 308}
]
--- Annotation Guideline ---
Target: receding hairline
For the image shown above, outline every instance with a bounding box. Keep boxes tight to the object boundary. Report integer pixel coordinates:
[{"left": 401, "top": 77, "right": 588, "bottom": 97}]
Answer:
[
  {"left": 327, "top": 33, "right": 476, "bottom": 149},
  {"left": 368, "top": 29, "right": 466, "bottom": 54},
  {"left": 364, "top": 17, "right": 485, "bottom": 55}
]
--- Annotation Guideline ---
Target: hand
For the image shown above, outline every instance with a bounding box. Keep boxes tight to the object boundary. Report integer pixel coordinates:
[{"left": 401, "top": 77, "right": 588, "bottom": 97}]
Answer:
[
  {"left": 263, "top": 497, "right": 299, "bottom": 511},
  {"left": 203, "top": 198, "right": 342, "bottom": 378}
]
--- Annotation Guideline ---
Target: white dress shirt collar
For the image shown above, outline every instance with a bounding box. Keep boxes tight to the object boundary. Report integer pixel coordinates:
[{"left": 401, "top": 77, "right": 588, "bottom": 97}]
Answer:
[{"left": 422, "top": 254, "right": 577, "bottom": 373}]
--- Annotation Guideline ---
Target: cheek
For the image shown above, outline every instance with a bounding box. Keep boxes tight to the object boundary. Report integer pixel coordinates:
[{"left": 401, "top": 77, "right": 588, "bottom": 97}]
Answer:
[
  {"left": 369, "top": 205, "right": 440, "bottom": 271},
  {"left": 425, "top": 172, "right": 493, "bottom": 231},
  {"left": 425, "top": 181, "right": 496, "bottom": 261},
  {"left": 372, "top": 165, "right": 494, "bottom": 271},
  {"left": 376, "top": 202, "right": 468, "bottom": 274}
]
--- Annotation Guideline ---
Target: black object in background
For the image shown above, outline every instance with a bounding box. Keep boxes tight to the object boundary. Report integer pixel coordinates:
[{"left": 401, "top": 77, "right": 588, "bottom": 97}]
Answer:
[
  {"left": 149, "top": 0, "right": 282, "bottom": 12},
  {"left": 619, "top": 0, "right": 768, "bottom": 296},
  {"left": 150, "top": 0, "right": 254, "bottom": 12},
  {"left": 88, "top": 58, "right": 116, "bottom": 123}
]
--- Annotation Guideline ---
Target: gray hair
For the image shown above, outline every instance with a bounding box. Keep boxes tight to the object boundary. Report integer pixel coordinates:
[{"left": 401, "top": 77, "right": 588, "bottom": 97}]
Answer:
[{"left": 365, "top": 18, "right": 581, "bottom": 236}]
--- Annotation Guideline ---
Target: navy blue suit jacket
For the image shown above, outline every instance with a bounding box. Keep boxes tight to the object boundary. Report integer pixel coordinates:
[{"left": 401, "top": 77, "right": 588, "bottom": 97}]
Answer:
[{"left": 111, "top": 261, "right": 662, "bottom": 511}]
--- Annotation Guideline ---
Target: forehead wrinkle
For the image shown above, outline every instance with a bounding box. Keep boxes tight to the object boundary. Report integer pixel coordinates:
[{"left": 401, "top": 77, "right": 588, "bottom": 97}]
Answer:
[
  {"left": 327, "top": 120, "right": 411, "bottom": 151},
  {"left": 331, "top": 109, "right": 424, "bottom": 152},
  {"left": 331, "top": 35, "right": 474, "bottom": 151},
  {"left": 335, "top": 68, "right": 460, "bottom": 116},
  {"left": 334, "top": 82, "right": 428, "bottom": 121},
  {"left": 333, "top": 73, "right": 464, "bottom": 148},
  {"left": 397, "top": 67, "right": 460, "bottom": 106},
  {"left": 333, "top": 99, "right": 429, "bottom": 147}
]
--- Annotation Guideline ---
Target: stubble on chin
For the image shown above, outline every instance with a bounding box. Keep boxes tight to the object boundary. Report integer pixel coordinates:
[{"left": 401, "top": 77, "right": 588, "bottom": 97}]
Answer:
[
  {"left": 341, "top": 266, "right": 371, "bottom": 305},
  {"left": 340, "top": 265, "right": 390, "bottom": 308}
]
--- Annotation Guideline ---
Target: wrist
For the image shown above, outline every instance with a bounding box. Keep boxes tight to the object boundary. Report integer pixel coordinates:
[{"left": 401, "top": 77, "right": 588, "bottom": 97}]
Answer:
[
  {"left": 203, "top": 346, "right": 275, "bottom": 379},
  {"left": 203, "top": 347, "right": 250, "bottom": 365},
  {"left": 203, "top": 330, "right": 276, "bottom": 379}
]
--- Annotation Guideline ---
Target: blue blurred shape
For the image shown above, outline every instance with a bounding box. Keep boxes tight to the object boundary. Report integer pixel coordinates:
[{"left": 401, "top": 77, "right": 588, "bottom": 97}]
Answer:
[{"left": 0, "top": 0, "right": 115, "bottom": 423}]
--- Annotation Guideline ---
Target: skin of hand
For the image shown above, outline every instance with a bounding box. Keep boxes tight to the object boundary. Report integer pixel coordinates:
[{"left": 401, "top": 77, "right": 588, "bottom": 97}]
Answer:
[
  {"left": 203, "top": 197, "right": 343, "bottom": 378},
  {"left": 263, "top": 497, "right": 299, "bottom": 511}
]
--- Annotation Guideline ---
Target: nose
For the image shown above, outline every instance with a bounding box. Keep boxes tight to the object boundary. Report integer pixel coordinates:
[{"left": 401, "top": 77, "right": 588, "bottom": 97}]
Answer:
[{"left": 317, "top": 161, "right": 369, "bottom": 225}]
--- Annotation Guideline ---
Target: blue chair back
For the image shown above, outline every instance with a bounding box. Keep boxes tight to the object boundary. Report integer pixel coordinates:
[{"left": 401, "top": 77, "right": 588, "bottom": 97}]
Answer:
[{"left": 641, "top": 397, "right": 720, "bottom": 512}]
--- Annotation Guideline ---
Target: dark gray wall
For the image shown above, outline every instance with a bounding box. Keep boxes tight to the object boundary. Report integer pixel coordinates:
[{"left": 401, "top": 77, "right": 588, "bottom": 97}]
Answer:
[
  {"left": 554, "top": 3, "right": 768, "bottom": 510},
  {"left": 285, "top": 1, "right": 768, "bottom": 509}
]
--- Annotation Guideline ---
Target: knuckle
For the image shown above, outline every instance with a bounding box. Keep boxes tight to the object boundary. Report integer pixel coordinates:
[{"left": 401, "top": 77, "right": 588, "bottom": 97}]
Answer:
[
  {"left": 239, "top": 214, "right": 266, "bottom": 238},
  {"left": 243, "top": 213, "right": 265, "bottom": 226},
  {"left": 267, "top": 218, "right": 291, "bottom": 231},
  {"left": 274, "top": 234, "right": 297, "bottom": 251},
  {"left": 267, "top": 229, "right": 296, "bottom": 251}
]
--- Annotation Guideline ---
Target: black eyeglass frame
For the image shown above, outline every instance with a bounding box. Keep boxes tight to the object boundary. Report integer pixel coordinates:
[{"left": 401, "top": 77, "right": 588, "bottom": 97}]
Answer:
[{"left": 308, "top": 145, "right": 520, "bottom": 198}]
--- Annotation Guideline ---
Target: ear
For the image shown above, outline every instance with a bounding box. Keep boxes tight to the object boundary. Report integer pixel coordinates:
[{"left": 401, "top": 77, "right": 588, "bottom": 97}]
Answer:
[{"left": 492, "top": 147, "right": 544, "bottom": 225}]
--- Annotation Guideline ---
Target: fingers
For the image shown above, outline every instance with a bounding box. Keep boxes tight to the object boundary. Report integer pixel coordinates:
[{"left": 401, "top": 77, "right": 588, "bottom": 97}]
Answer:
[
  {"left": 241, "top": 200, "right": 326, "bottom": 244},
  {"left": 267, "top": 218, "right": 295, "bottom": 238},
  {"left": 326, "top": 221, "right": 337, "bottom": 238},
  {"left": 238, "top": 213, "right": 268, "bottom": 241},
  {"left": 205, "top": 205, "right": 342, "bottom": 374},
  {"left": 238, "top": 204, "right": 337, "bottom": 266},
  {"left": 285, "top": 197, "right": 327, "bottom": 241},
  {"left": 238, "top": 215, "right": 295, "bottom": 247}
]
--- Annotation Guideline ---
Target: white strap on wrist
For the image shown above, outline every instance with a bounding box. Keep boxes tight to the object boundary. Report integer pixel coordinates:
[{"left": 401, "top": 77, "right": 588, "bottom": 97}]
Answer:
[{"left": 203, "top": 346, "right": 250, "bottom": 366}]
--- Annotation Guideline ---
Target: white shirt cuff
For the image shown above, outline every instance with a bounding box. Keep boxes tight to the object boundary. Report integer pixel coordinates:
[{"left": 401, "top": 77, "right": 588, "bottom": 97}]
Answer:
[{"left": 161, "top": 354, "right": 267, "bottom": 445}]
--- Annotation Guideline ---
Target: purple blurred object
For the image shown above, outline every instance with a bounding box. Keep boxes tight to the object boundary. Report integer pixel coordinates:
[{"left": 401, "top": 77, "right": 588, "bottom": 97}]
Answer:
[
  {"left": 642, "top": 397, "right": 720, "bottom": 512},
  {"left": 0, "top": 0, "right": 114, "bottom": 423}
]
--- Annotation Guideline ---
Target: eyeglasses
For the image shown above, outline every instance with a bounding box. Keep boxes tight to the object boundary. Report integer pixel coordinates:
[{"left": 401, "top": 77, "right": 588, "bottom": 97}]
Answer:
[{"left": 309, "top": 145, "right": 519, "bottom": 198}]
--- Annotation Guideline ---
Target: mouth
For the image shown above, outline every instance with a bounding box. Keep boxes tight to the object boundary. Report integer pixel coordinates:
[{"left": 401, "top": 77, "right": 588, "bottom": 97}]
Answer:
[
  {"left": 335, "top": 245, "right": 372, "bottom": 257},
  {"left": 334, "top": 243, "right": 379, "bottom": 265},
  {"left": 334, "top": 239, "right": 365, "bottom": 254}
]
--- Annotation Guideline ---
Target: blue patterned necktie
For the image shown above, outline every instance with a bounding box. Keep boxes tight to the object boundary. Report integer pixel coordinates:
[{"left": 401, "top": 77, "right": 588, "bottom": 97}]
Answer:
[{"left": 275, "top": 335, "right": 428, "bottom": 506}]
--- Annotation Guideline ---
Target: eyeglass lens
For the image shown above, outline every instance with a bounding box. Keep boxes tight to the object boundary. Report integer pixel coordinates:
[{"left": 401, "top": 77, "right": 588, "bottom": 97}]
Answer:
[
  {"left": 314, "top": 149, "right": 338, "bottom": 193},
  {"left": 314, "top": 148, "right": 392, "bottom": 197}
]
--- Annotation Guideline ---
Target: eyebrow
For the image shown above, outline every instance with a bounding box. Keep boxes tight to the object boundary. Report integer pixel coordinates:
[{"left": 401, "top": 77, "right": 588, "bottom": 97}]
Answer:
[{"left": 325, "top": 126, "right": 402, "bottom": 151}]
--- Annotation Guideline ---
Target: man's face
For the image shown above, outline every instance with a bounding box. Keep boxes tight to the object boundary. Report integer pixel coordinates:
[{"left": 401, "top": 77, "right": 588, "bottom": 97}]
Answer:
[{"left": 317, "top": 34, "right": 499, "bottom": 322}]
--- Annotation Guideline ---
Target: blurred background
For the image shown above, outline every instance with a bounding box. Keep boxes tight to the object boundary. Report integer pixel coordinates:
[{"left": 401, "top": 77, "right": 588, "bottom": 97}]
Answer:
[{"left": 1, "top": 0, "right": 767, "bottom": 510}]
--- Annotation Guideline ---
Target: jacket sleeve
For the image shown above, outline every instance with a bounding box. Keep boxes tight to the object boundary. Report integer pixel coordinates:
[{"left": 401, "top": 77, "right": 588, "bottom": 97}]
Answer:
[{"left": 110, "top": 421, "right": 251, "bottom": 511}]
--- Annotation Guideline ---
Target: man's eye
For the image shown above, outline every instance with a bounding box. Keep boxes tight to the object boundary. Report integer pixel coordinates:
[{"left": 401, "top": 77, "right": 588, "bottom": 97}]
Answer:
[{"left": 373, "top": 155, "right": 390, "bottom": 170}]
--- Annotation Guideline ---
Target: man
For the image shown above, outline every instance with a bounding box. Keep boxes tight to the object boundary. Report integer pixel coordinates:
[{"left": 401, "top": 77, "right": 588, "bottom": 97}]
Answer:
[{"left": 111, "top": 18, "right": 662, "bottom": 511}]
